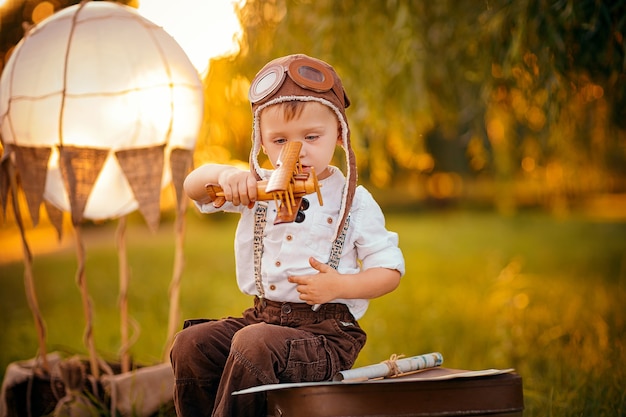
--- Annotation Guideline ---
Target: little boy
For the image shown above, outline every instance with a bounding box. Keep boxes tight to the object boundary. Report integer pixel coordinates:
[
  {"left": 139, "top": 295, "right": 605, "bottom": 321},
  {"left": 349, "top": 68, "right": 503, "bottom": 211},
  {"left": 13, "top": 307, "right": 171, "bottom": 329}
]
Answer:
[{"left": 171, "top": 54, "right": 405, "bottom": 417}]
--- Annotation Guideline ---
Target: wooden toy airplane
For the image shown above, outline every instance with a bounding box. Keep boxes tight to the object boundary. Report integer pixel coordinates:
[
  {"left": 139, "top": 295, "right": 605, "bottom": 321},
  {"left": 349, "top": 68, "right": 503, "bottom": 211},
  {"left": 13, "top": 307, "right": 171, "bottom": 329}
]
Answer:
[{"left": 204, "top": 141, "right": 323, "bottom": 224}]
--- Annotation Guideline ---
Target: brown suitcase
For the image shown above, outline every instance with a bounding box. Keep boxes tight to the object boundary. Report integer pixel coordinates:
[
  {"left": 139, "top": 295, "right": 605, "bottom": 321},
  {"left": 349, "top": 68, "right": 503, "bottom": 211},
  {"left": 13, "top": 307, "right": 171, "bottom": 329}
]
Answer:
[{"left": 237, "top": 367, "right": 524, "bottom": 417}]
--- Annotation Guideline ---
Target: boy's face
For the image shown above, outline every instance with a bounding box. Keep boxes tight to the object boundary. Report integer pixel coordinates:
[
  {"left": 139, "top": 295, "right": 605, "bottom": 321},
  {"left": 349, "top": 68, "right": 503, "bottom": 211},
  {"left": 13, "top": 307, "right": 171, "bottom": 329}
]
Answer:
[{"left": 260, "top": 101, "right": 341, "bottom": 180}]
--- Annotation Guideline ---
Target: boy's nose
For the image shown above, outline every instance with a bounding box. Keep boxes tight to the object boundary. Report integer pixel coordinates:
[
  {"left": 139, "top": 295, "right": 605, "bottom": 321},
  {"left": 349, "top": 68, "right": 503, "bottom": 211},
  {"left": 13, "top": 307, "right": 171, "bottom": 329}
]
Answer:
[{"left": 295, "top": 141, "right": 306, "bottom": 157}]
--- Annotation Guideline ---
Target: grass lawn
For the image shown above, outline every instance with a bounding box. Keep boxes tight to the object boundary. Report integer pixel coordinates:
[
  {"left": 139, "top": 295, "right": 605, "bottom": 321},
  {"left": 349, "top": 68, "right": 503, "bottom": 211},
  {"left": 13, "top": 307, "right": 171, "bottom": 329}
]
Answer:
[{"left": 1, "top": 208, "right": 625, "bottom": 416}]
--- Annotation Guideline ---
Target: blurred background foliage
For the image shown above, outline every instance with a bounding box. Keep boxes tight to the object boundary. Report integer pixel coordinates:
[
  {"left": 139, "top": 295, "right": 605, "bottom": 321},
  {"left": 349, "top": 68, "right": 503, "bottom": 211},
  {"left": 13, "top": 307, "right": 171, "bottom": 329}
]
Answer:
[
  {"left": 1, "top": 0, "right": 625, "bottom": 211},
  {"left": 200, "top": 0, "right": 626, "bottom": 213}
]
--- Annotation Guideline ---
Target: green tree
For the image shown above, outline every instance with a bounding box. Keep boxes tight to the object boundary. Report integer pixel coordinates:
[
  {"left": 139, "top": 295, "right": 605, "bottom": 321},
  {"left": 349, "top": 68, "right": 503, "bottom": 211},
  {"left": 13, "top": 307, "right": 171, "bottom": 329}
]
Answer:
[{"left": 203, "top": 0, "right": 626, "bottom": 206}]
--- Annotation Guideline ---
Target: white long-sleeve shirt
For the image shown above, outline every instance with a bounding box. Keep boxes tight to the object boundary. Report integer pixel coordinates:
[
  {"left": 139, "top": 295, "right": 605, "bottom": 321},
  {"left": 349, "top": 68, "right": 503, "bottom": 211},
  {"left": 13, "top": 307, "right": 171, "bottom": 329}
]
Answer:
[{"left": 196, "top": 166, "right": 405, "bottom": 320}]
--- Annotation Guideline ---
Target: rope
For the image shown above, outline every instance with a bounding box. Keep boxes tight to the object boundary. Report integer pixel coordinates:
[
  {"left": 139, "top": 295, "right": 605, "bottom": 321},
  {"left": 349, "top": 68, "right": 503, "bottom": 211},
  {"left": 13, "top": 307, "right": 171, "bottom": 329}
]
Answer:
[
  {"left": 6, "top": 156, "right": 49, "bottom": 373},
  {"left": 117, "top": 215, "right": 131, "bottom": 374},
  {"left": 382, "top": 354, "right": 406, "bottom": 378},
  {"left": 74, "top": 224, "right": 100, "bottom": 379}
]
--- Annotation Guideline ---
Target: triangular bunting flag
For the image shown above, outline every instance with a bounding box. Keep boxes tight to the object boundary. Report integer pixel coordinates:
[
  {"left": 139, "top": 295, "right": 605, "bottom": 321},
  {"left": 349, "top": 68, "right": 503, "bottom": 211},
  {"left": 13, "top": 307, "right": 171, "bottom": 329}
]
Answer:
[
  {"left": 170, "top": 148, "right": 193, "bottom": 214},
  {"left": 115, "top": 144, "right": 165, "bottom": 233},
  {"left": 12, "top": 145, "right": 52, "bottom": 227},
  {"left": 58, "top": 145, "right": 109, "bottom": 226},
  {"left": 44, "top": 200, "right": 64, "bottom": 241},
  {"left": 0, "top": 151, "right": 12, "bottom": 218}
]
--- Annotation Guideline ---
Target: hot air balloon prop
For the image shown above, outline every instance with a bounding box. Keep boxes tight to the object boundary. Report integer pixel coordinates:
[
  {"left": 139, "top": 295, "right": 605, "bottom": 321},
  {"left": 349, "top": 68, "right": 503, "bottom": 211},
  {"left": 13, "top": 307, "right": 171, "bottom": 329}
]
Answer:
[{"left": 0, "top": 0, "right": 203, "bottom": 388}]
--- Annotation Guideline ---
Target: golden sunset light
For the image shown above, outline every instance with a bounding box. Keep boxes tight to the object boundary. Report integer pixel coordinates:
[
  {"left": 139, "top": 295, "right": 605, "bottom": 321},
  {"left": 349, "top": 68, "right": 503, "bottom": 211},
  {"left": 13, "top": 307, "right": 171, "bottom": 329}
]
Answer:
[{"left": 137, "top": 0, "right": 243, "bottom": 75}]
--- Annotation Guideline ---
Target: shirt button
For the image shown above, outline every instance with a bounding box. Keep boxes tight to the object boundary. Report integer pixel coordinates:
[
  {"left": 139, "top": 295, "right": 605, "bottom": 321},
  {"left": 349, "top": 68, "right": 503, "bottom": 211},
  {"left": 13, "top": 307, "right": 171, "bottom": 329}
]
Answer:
[
  {"left": 327, "top": 217, "right": 333, "bottom": 224},
  {"left": 269, "top": 285, "right": 276, "bottom": 291},
  {"left": 275, "top": 261, "right": 281, "bottom": 267},
  {"left": 286, "top": 234, "right": 293, "bottom": 241}
]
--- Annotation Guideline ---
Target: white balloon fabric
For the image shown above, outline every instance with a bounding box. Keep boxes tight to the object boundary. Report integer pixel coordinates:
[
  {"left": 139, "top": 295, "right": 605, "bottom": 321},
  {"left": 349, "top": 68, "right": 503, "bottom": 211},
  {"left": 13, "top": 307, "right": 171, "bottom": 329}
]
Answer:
[{"left": 0, "top": 1, "right": 203, "bottom": 221}]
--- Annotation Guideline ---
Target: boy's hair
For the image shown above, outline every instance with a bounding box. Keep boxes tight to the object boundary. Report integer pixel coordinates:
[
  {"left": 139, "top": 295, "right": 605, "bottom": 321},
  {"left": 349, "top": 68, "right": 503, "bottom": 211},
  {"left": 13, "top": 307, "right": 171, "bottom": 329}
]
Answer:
[
  {"left": 263, "top": 100, "right": 306, "bottom": 122},
  {"left": 248, "top": 54, "right": 355, "bottom": 241},
  {"left": 261, "top": 101, "right": 342, "bottom": 134}
]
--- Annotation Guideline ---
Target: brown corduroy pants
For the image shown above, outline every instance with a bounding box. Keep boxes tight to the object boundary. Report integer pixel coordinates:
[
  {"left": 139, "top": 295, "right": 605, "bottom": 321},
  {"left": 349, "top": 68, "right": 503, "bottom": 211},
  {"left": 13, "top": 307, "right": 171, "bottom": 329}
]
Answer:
[{"left": 170, "top": 297, "right": 366, "bottom": 417}]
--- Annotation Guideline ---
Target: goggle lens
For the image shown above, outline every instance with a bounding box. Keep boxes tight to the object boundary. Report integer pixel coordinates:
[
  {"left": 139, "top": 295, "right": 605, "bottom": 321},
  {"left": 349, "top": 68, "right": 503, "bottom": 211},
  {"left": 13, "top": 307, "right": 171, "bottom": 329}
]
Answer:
[
  {"left": 249, "top": 66, "right": 283, "bottom": 103},
  {"left": 249, "top": 58, "right": 337, "bottom": 104},
  {"left": 297, "top": 65, "right": 324, "bottom": 83},
  {"left": 255, "top": 71, "right": 280, "bottom": 94}
]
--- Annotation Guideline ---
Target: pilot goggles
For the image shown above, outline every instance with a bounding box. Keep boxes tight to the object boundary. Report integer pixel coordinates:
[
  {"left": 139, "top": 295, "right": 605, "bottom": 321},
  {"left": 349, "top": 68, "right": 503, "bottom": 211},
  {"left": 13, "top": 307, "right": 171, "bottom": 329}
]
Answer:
[{"left": 249, "top": 57, "right": 346, "bottom": 107}]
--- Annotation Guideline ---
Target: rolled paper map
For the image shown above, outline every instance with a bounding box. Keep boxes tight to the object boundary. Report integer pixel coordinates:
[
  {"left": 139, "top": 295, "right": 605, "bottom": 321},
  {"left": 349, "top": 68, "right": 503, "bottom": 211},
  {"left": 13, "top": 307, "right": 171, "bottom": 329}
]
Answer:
[{"left": 333, "top": 352, "right": 444, "bottom": 381}]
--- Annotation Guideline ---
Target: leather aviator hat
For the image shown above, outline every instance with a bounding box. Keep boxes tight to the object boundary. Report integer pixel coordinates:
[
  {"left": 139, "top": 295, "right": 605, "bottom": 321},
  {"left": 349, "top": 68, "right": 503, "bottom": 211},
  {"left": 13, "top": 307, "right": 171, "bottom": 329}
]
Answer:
[{"left": 248, "top": 54, "right": 356, "bottom": 240}]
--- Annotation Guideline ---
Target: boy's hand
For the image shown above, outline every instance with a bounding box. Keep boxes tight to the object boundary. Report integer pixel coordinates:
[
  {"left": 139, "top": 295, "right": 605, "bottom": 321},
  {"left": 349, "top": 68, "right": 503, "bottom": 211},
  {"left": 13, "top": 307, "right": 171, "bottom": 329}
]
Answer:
[
  {"left": 288, "top": 257, "right": 342, "bottom": 305},
  {"left": 217, "top": 168, "right": 258, "bottom": 207}
]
